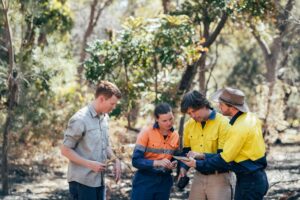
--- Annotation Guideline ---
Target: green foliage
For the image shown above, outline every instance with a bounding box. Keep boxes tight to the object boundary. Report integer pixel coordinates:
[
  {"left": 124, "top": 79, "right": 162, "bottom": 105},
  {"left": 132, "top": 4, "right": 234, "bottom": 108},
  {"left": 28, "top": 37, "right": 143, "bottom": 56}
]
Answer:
[
  {"left": 25, "top": 0, "right": 73, "bottom": 34},
  {"left": 0, "top": 0, "right": 76, "bottom": 140},
  {"left": 235, "top": 0, "right": 275, "bottom": 18},
  {"left": 172, "top": 0, "right": 275, "bottom": 24},
  {"left": 85, "top": 15, "right": 198, "bottom": 118},
  {"left": 171, "top": 0, "right": 229, "bottom": 24}
]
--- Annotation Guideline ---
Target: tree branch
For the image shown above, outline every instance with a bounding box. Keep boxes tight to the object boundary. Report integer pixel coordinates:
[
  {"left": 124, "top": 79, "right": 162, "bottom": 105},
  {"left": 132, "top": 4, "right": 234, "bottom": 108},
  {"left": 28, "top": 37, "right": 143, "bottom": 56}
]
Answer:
[
  {"left": 278, "top": 0, "right": 295, "bottom": 36},
  {"left": 1, "top": 0, "right": 7, "bottom": 9},
  {"left": 203, "top": 12, "right": 228, "bottom": 47},
  {"left": 78, "top": 0, "right": 113, "bottom": 81},
  {"left": 205, "top": 41, "right": 219, "bottom": 93},
  {"left": 93, "top": 0, "right": 113, "bottom": 28},
  {"left": 1, "top": 0, "right": 14, "bottom": 77},
  {"left": 249, "top": 23, "right": 271, "bottom": 58}
]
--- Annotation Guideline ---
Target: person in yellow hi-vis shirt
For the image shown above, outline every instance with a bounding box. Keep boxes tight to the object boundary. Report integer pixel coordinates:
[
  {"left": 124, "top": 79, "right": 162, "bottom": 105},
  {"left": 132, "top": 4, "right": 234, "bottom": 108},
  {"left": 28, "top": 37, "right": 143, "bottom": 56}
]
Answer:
[
  {"left": 178, "top": 90, "right": 233, "bottom": 200},
  {"left": 182, "top": 87, "right": 269, "bottom": 200}
]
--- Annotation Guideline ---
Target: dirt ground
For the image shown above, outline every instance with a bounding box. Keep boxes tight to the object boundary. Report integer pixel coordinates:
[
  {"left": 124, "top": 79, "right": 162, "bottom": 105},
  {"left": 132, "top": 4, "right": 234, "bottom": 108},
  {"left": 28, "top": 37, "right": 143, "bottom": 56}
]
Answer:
[{"left": 0, "top": 129, "right": 299, "bottom": 200}]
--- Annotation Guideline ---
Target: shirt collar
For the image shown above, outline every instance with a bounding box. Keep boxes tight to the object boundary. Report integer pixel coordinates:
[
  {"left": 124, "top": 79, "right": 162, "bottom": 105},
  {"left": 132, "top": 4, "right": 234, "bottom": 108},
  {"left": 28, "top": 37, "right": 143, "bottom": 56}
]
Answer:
[
  {"left": 229, "top": 111, "right": 244, "bottom": 125},
  {"left": 88, "top": 103, "right": 101, "bottom": 118},
  {"left": 208, "top": 109, "right": 216, "bottom": 120}
]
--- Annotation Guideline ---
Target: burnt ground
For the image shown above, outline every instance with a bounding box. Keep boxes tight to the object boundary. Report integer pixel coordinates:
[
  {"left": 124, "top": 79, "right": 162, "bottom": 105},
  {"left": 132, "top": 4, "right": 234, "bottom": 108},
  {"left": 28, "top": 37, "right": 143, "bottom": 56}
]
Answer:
[{"left": 0, "top": 131, "right": 300, "bottom": 200}]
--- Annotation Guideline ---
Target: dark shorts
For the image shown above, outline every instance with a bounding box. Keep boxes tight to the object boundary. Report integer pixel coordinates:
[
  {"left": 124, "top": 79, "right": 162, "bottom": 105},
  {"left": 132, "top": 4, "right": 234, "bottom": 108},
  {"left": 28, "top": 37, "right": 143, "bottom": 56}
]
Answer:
[
  {"left": 235, "top": 169, "right": 269, "bottom": 200},
  {"left": 69, "top": 181, "right": 105, "bottom": 200}
]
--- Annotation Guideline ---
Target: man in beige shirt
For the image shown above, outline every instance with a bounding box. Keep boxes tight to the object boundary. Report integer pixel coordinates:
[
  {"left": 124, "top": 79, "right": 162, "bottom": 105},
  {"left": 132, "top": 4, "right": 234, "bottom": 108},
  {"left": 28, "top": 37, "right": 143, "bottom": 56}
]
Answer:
[{"left": 61, "top": 81, "right": 122, "bottom": 200}]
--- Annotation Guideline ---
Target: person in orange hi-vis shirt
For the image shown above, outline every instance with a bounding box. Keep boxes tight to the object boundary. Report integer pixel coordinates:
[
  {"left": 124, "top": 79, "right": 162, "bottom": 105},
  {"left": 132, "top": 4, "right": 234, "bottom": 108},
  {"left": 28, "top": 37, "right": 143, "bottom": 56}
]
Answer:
[{"left": 131, "top": 103, "right": 179, "bottom": 200}]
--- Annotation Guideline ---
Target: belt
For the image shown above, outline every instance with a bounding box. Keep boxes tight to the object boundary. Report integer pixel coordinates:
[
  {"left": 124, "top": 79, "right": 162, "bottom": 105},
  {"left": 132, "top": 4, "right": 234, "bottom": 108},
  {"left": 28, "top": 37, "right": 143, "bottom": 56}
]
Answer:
[{"left": 200, "top": 170, "right": 229, "bottom": 175}]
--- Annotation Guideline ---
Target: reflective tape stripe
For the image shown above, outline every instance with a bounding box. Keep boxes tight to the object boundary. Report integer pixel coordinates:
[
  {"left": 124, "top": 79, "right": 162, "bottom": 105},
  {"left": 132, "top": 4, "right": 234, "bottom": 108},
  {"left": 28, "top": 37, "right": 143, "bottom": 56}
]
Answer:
[
  {"left": 135, "top": 144, "right": 176, "bottom": 155},
  {"left": 145, "top": 147, "right": 175, "bottom": 155},
  {"left": 135, "top": 144, "right": 146, "bottom": 152}
]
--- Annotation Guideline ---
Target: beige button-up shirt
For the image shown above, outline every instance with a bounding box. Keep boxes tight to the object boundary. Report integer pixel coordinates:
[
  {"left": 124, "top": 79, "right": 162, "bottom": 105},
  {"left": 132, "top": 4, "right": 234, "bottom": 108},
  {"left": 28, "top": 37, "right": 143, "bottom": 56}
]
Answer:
[{"left": 63, "top": 104, "right": 111, "bottom": 187}]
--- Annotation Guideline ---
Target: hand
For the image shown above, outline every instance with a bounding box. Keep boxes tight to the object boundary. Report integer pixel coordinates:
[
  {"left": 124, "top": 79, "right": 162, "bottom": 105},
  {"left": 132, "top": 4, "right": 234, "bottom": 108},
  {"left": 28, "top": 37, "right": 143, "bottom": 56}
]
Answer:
[
  {"left": 181, "top": 157, "right": 196, "bottom": 168},
  {"left": 114, "top": 159, "right": 121, "bottom": 183},
  {"left": 153, "top": 158, "right": 172, "bottom": 168},
  {"left": 177, "top": 167, "right": 187, "bottom": 181},
  {"left": 87, "top": 161, "right": 106, "bottom": 173},
  {"left": 187, "top": 151, "right": 205, "bottom": 160},
  {"left": 165, "top": 160, "right": 177, "bottom": 170},
  {"left": 171, "top": 160, "right": 178, "bottom": 169}
]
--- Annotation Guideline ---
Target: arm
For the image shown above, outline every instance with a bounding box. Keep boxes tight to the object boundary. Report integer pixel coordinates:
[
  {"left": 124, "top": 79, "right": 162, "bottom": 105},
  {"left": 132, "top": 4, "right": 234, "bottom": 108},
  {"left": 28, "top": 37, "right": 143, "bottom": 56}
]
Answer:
[
  {"left": 196, "top": 125, "right": 248, "bottom": 172},
  {"left": 217, "top": 116, "right": 230, "bottom": 152},
  {"left": 132, "top": 130, "right": 155, "bottom": 170},
  {"left": 107, "top": 146, "right": 121, "bottom": 182},
  {"left": 183, "top": 125, "right": 248, "bottom": 173},
  {"left": 132, "top": 130, "right": 172, "bottom": 171},
  {"left": 181, "top": 154, "right": 230, "bottom": 174},
  {"left": 61, "top": 145, "right": 106, "bottom": 172},
  {"left": 220, "top": 125, "right": 248, "bottom": 163},
  {"left": 61, "top": 117, "right": 105, "bottom": 173}
]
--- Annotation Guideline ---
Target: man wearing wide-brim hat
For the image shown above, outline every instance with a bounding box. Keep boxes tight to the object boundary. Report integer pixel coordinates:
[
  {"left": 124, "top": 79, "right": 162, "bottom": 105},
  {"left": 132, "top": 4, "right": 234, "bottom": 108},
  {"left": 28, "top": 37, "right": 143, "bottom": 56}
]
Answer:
[{"left": 182, "top": 87, "right": 269, "bottom": 200}]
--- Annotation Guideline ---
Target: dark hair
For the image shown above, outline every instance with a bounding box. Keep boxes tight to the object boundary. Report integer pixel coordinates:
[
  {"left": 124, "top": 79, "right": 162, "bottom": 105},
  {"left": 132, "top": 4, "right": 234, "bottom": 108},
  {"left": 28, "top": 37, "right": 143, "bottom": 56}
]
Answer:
[
  {"left": 154, "top": 103, "right": 172, "bottom": 118},
  {"left": 180, "top": 90, "right": 212, "bottom": 113},
  {"left": 95, "top": 80, "right": 122, "bottom": 99}
]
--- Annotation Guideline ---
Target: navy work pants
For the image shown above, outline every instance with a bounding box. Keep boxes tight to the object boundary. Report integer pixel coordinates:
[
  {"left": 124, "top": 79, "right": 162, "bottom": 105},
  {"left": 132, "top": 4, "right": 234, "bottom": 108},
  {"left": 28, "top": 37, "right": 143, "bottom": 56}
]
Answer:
[
  {"left": 69, "top": 181, "right": 105, "bottom": 200},
  {"left": 235, "top": 169, "right": 269, "bottom": 200},
  {"left": 131, "top": 170, "right": 173, "bottom": 200}
]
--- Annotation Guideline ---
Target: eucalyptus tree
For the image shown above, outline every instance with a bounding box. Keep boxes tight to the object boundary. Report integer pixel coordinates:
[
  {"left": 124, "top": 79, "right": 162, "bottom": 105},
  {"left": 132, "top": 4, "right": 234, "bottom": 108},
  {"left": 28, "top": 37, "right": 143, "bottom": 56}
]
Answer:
[
  {"left": 85, "top": 15, "right": 201, "bottom": 127},
  {"left": 0, "top": 0, "right": 73, "bottom": 194}
]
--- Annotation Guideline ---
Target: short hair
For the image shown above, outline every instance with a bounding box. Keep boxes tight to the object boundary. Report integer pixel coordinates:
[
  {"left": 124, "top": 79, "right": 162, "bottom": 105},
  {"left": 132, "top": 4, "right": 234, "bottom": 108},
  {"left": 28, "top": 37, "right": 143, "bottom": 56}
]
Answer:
[
  {"left": 95, "top": 80, "right": 122, "bottom": 99},
  {"left": 154, "top": 103, "right": 172, "bottom": 118},
  {"left": 180, "top": 90, "right": 212, "bottom": 113}
]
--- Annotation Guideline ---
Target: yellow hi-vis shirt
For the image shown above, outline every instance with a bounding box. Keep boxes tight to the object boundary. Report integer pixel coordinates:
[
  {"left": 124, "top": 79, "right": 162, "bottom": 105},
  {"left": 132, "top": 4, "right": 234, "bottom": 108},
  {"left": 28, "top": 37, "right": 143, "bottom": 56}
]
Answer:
[
  {"left": 183, "top": 112, "right": 230, "bottom": 154},
  {"left": 221, "top": 112, "right": 266, "bottom": 163}
]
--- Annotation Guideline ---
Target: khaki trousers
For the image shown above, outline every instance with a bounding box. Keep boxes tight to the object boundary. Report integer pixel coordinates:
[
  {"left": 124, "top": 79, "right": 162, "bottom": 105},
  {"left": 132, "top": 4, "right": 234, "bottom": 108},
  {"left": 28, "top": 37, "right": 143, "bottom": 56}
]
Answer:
[{"left": 189, "top": 171, "right": 233, "bottom": 200}]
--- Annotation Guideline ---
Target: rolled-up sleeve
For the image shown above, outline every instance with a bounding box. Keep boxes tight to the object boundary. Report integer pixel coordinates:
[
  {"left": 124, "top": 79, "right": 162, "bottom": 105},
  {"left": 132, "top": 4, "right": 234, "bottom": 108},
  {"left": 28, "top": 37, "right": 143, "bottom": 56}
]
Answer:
[{"left": 63, "top": 117, "right": 85, "bottom": 149}]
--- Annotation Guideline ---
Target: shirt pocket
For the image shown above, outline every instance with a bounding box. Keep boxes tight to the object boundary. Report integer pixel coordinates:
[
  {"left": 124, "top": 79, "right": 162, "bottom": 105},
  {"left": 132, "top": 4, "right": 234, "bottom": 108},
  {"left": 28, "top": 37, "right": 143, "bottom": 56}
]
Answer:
[
  {"left": 165, "top": 142, "right": 177, "bottom": 156},
  {"left": 149, "top": 141, "right": 162, "bottom": 150},
  {"left": 205, "top": 134, "right": 218, "bottom": 152},
  {"left": 188, "top": 134, "right": 199, "bottom": 149}
]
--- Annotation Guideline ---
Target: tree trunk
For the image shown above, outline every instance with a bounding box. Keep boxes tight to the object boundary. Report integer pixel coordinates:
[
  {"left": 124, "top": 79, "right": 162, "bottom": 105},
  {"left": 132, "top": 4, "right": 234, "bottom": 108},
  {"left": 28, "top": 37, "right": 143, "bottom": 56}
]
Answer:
[
  {"left": 198, "top": 53, "right": 207, "bottom": 94},
  {"left": 251, "top": 0, "right": 295, "bottom": 141},
  {"left": 154, "top": 56, "right": 158, "bottom": 103},
  {"left": 77, "top": 0, "right": 113, "bottom": 83},
  {"left": 162, "top": 0, "right": 171, "bottom": 14},
  {"left": 178, "top": 12, "right": 227, "bottom": 96},
  {"left": 1, "top": 0, "right": 17, "bottom": 195}
]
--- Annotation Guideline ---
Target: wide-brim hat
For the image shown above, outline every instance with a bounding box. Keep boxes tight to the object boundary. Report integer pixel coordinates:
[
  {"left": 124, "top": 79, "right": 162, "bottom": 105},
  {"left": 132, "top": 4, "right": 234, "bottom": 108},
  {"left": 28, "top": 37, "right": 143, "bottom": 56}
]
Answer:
[{"left": 210, "top": 87, "right": 249, "bottom": 112}]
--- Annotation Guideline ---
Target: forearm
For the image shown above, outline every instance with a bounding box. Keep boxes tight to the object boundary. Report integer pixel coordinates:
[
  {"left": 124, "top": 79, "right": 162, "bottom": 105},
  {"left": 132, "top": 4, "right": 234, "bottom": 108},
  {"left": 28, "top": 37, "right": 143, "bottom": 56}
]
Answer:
[
  {"left": 132, "top": 149, "right": 154, "bottom": 170},
  {"left": 195, "top": 154, "right": 230, "bottom": 173},
  {"left": 132, "top": 157, "right": 154, "bottom": 170},
  {"left": 61, "top": 145, "right": 91, "bottom": 168},
  {"left": 107, "top": 146, "right": 118, "bottom": 160}
]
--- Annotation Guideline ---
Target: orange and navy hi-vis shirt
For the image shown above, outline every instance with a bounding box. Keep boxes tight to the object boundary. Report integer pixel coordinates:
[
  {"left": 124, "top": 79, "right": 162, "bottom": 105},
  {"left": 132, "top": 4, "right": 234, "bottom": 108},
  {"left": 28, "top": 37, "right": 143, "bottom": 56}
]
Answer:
[{"left": 132, "top": 126, "right": 179, "bottom": 173}]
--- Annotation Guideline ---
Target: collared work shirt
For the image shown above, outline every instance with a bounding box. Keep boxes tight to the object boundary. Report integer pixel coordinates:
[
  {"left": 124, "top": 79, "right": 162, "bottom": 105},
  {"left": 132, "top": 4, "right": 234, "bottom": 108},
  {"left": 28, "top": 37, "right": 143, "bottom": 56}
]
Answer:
[
  {"left": 195, "top": 112, "right": 267, "bottom": 174},
  {"left": 132, "top": 126, "right": 179, "bottom": 173},
  {"left": 63, "top": 104, "right": 110, "bottom": 187},
  {"left": 221, "top": 112, "right": 266, "bottom": 163},
  {"left": 183, "top": 111, "right": 230, "bottom": 154}
]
